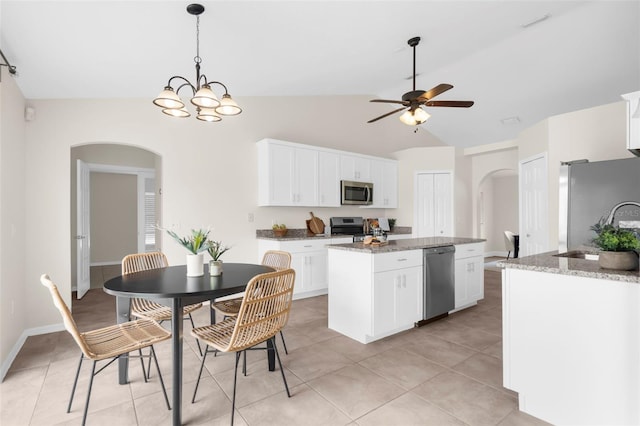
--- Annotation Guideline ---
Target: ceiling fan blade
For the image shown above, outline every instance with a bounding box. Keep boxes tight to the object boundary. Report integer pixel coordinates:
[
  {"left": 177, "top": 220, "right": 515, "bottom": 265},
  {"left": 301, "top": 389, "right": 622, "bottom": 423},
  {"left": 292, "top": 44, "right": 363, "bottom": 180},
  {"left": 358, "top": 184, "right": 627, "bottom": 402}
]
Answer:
[
  {"left": 370, "top": 99, "right": 410, "bottom": 106},
  {"left": 367, "top": 106, "right": 407, "bottom": 123},
  {"left": 418, "top": 84, "right": 454, "bottom": 101},
  {"left": 425, "top": 100, "right": 474, "bottom": 108}
]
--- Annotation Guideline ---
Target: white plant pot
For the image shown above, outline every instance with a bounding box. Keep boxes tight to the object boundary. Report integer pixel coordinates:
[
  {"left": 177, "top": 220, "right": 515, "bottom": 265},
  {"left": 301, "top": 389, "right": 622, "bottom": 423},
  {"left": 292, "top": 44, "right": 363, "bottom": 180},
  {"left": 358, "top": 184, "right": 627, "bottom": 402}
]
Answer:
[
  {"left": 186, "top": 253, "right": 204, "bottom": 277},
  {"left": 209, "top": 260, "right": 223, "bottom": 276}
]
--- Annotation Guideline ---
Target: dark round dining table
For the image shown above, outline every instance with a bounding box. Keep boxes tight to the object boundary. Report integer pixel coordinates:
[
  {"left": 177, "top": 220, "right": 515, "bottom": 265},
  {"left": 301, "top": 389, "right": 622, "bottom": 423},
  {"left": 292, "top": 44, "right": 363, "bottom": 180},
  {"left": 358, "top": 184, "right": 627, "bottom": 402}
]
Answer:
[{"left": 104, "top": 262, "right": 275, "bottom": 426}]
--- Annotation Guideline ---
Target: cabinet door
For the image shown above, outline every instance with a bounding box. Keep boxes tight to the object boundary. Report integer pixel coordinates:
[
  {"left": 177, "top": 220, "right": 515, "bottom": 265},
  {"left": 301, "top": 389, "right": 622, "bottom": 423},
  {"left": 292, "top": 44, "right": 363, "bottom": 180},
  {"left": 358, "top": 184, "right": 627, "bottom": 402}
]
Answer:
[
  {"left": 294, "top": 147, "right": 318, "bottom": 206},
  {"left": 290, "top": 253, "right": 307, "bottom": 295},
  {"left": 396, "top": 266, "right": 423, "bottom": 327},
  {"left": 267, "top": 143, "right": 295, "bottom": 205},
  {"left": 381, "top": 161, "right": 398, "bottom": 208},
  {"left": 318, "top": 151, "right": 340, "bottom": 207},
  {"left": 454, "top": 259, "right": 468, "bottom": 308},
  {"left": 373, "top": 270, "right": 396, "bottom": 336},
  {"left": 454, "top": 256, "right": 484, "bottom": 309},
  {"left": 307, "top": 249, "right": 328, "bottom": 291},
  {"left": 341, "top": 154, "right": 371, "bottom": 181}
]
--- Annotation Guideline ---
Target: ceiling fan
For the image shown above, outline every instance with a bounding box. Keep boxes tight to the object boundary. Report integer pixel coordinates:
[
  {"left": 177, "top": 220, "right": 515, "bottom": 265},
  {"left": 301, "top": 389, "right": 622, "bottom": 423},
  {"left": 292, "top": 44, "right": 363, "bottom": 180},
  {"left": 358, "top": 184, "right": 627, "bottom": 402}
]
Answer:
[{"left": 368, "top": 36, "right": 474, "bottom": 126}]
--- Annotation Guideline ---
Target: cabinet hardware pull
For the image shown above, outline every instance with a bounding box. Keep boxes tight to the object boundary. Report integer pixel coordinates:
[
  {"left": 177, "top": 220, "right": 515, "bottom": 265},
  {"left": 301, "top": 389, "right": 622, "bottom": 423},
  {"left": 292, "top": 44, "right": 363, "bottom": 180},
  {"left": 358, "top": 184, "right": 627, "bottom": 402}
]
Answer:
[
  {"left": 304, "top": 245, "right": 312, "bottom": 248},
  {"left": 397, "top": 258, "right": 407, "bottom": 261}
]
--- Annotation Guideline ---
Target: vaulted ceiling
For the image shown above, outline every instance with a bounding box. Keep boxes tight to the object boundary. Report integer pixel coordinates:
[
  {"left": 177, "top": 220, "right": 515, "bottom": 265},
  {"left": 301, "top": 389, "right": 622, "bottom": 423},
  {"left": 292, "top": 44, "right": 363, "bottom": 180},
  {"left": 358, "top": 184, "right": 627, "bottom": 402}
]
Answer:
[{"left": 2, "top": 1, "right": 639, "bottom": 148}]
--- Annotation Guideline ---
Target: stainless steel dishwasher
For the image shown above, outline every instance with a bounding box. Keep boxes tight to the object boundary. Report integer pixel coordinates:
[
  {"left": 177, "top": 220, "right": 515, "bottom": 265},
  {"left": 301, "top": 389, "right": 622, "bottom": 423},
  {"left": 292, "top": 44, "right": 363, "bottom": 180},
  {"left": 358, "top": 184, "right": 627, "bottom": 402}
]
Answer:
[{"left": 419, "top": 246, "right": 455, "bottom": 325}]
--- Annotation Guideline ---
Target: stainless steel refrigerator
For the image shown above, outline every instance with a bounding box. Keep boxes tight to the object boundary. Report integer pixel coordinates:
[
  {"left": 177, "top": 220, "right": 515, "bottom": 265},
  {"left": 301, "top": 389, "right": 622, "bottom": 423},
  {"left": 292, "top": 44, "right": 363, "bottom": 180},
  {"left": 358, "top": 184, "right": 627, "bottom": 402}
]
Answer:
[{"left": 559, "top": 157, "right": 640, "bottom": 252}]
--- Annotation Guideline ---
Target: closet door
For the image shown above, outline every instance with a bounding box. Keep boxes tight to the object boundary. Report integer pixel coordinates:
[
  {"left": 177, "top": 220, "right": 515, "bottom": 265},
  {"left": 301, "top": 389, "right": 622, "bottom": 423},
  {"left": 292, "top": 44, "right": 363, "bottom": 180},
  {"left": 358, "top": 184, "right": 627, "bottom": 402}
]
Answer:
[{"left": 415, "top": 172, "right": 453, "bottom": 238}]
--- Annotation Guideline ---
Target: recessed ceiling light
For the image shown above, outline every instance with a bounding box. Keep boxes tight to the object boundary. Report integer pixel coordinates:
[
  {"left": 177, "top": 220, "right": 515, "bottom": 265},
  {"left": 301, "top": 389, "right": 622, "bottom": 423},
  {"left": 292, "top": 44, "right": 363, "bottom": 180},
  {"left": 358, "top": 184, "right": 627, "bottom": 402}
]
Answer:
[
  {"left": 501, "top": 116, "right": 521, "bottom": 125},
  {"left": 521, "top": 13, "right": 551, "bottom": 29}
]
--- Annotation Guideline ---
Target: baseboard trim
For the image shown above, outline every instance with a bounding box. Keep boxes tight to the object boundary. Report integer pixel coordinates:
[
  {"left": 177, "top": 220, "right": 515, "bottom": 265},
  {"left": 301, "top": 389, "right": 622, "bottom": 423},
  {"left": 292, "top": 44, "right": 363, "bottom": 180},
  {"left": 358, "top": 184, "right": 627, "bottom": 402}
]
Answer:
[
  {"left": 90, "top": 261, "right": 120, "bottom": 267},
  {"left": 485, "top": 250, "right": 508, "bottom": 258},
  {"left": 1, "top": 322, "right": 65, "bottom": 382}
]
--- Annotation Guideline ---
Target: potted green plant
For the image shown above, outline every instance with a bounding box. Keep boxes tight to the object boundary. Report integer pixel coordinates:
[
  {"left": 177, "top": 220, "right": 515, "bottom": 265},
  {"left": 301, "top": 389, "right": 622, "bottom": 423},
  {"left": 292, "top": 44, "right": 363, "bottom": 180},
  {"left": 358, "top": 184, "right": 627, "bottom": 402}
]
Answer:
[
  {"left": 166, "top": 228, "right": 210, "bottom": 276},
  {"left": 387, "top": 218, "right": 396, "bottom": 231},
  {"left": 591, "top": 219, "right": 640, "bottom": 270},
  {"left": 206, "top": 240, "right": 231, "bottom": 276}
]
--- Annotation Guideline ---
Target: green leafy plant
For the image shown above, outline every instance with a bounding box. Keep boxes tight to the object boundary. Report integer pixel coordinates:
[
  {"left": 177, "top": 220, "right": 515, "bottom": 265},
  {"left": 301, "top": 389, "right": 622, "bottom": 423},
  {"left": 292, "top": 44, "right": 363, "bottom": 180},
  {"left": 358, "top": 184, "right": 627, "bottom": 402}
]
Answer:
[
  {"left": 591, "top": 219, "right": 640, "bottom": 252},
  {"left": 166, "top": 228, "right": 210, "bottom": 254},
  {"left": 206, "top": 240, "right": 231, "bottom": 261},
  {"left": 272, "top": 223, "right": 287, "bottom": 230},
  {"left": 387, "top": 218, "right": 396, "bottom": 229}
]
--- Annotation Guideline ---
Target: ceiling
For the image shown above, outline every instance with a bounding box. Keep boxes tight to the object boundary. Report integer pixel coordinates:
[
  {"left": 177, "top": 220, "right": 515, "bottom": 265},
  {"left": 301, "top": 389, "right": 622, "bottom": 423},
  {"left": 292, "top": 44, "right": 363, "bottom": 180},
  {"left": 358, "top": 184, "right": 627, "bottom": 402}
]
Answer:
[{"left": 1, "top": 1, "right": 639, "bottom": 148}]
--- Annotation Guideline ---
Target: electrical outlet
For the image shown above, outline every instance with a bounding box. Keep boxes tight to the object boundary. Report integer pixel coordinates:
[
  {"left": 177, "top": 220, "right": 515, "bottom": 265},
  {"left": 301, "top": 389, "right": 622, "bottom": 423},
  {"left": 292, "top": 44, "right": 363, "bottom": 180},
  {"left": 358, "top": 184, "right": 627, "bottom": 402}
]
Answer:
[{"left": 247, "top": 213, "right": 254, "bottom": 222}]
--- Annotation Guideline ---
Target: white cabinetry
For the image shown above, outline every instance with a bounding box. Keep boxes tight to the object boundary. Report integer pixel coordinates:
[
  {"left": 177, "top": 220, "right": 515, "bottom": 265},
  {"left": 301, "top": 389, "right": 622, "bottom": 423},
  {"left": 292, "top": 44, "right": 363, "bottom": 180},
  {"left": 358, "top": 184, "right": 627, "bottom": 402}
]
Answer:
[
  {"left": 258, "top": 238, "right": 330, "bottom": 299},
  {"left": 340, "top": 154, "right": 371, "bottom": 181},
  {"left": 318, "top": 151, "right": 341, "bottom": 207},
  {"left": 621, "top": 91, "right": 640, "bottom": 154},
  {"left": 453, "top": 242, "right": 484, "bottom": 310},
  {"left": 368, "top": 159, "right": 398, "bottom": 208},
  {"left": 257, "top": 140, "right": 317, "bottom": 206},
  {"left": 328, "top": 248, "right": 422, "bottom": 343},
  {"left": 373, "top": 251, "right": 422, "bottom": 336},
  {"left": 416, "top": 172, "right": 453, "bottom": 237}
]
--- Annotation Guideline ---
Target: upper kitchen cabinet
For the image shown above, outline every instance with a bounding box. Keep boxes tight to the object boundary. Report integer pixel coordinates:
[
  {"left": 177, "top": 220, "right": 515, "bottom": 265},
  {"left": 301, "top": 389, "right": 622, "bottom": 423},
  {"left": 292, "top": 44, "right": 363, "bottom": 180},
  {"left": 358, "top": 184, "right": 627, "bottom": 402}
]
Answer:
[
  {"left": 257, "top": 139, "right": 318, "bottom": 206},
  {"left": 340, "top": 154, "right": 371, "bottom": 182},
  {"left": 318, "top": 151, "right": 341, "bottom": 207},
  {"left": 367, "top": 159, "right": 398, "bottom": 208},
  {"left": 622, "top": 91, "right": 640, "bottom": 156}
]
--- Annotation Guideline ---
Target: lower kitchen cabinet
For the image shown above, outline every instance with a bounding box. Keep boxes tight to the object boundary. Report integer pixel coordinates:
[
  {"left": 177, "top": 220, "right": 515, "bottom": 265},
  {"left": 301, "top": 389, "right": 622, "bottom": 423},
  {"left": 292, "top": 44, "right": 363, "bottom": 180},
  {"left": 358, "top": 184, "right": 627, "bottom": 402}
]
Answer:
[
  {"left": 258, "top": 238, "right": 331, "bottom": 299},
  {"left": 453, "top": 242, "right": 485, "bottom": 310},
  {"left": 373, "top": 265, "right": 422, "bottom": 336}
]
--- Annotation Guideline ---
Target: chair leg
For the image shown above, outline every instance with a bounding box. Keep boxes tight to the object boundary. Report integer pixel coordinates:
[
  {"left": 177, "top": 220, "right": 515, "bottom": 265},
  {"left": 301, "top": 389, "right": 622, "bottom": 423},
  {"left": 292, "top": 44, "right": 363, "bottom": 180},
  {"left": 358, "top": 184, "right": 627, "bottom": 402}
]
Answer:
[
  {"left": 279, "top": 330, "right": 289, "bottom": 355},
  {"left": 67, "top": 353, "right": 84, "bottom": 413},
  {"left": 81, "top": 361, "right": 97, "bottom": 426},
  {"left": 271, "top": 337, "right": 291, "bottom": 398},
  {"left": 192, "top": 347, "right": 209, "bottom": 403},
  {"left": 138, "top": 349, "right": 148, "bottom": 382},
  {"left": 231, "top": 352, "right": 242, "bottom": 426},
  {"left": 188, "top": 313, "right": 204, "bottom": 356},
  {"left": 242, "top": 350, "right": 247, "bottom": 376},
  {"left": 150, "top": 346, "right": 171, "bottom": 410},
  {"left": 506, "top": 251, "right": 511, "bottom": 260}
]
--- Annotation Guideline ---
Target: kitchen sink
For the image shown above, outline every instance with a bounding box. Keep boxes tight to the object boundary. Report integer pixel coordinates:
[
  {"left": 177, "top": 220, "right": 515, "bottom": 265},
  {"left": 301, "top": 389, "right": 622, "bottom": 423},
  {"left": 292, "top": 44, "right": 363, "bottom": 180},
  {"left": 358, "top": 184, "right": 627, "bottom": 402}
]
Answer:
[{"left": 553, "top": 251, "right": 599, "bottom": 261}]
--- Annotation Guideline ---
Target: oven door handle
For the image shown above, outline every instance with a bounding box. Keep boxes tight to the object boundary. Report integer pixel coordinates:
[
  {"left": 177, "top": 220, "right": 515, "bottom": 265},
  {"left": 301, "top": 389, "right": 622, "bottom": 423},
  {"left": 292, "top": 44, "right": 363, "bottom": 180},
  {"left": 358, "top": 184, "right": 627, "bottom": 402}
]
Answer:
[{"left": 365, "top": 186, "right": 371, "bottom": 203}]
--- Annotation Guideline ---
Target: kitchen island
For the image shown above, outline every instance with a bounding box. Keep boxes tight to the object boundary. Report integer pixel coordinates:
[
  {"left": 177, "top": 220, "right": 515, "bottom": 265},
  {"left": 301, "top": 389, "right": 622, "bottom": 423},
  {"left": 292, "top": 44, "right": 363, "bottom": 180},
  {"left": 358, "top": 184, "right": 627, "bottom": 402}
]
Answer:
[
  {"left": 327, "top": 237, "right": 485, "bottom": 344},
  {"left": 499, "top": 251, "right": 640, "bottom": 425}
]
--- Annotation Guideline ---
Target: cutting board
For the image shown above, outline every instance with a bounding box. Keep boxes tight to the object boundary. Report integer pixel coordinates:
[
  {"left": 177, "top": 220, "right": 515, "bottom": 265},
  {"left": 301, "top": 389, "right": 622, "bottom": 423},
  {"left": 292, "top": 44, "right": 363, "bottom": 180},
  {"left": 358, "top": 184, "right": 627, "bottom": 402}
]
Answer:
[{"left": 308, "top": 212, "right": 325, "bottom": 234}]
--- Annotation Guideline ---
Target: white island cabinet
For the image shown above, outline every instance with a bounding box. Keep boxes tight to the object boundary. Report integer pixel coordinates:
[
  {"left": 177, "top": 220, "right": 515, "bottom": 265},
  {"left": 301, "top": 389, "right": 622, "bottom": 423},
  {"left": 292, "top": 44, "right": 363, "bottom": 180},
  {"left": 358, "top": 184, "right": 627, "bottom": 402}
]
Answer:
[
  {"left": 453, "top": 242, "right": 484, "bottom": 310},
  {"left": 502, "top": 259, "right": 640, "bottom": 425},
  {"left": 328, "top": 248, "right": 422, "bottom": 343}
]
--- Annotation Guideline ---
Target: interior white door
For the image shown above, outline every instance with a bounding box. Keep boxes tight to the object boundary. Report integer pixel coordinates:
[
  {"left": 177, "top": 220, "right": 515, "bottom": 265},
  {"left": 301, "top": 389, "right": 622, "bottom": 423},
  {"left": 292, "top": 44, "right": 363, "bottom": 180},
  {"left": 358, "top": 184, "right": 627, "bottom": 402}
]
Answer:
[
  {"left": 519, "top": 154, "right": 548, "bottom": 257},
  {"left": 76, "top": 159, "right": 90, "bottom": 299},
  {"left": 433, "top": 173, "right": 453, "bottom": 236},
  {"left": 416, "top": 172, "right": 453, "bottom": 237},
  {"left": 416, "top": 173, "right": 435, "bottom": 237}
]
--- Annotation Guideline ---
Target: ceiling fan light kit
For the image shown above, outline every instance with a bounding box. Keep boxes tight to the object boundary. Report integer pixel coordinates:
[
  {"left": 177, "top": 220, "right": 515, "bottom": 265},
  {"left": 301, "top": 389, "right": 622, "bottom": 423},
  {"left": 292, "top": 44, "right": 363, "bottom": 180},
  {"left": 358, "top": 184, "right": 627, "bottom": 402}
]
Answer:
[
  {"left": 368, "top": 36, "right": 474, "bottom": 126},
  {"left": 153, "top": 3, "right": 241, "bottom": 121}
]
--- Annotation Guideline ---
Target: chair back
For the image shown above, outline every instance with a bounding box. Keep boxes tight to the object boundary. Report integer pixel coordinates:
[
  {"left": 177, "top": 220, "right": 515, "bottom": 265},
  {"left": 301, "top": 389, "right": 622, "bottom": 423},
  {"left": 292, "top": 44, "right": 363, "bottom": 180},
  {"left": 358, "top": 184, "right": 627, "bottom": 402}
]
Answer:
[
  {"left": 261, "top": 250, "right": 291, "bottom": 271},
  {"left": 504, "top": 231, "right": 515, "bottom": 251},
  {"left": 40, "top": 274, "right": 95, "bottom": 358},
  {"left": 122, "top": 251, "right": 168, "bottom": 274},
  {"left": 226, "top": 268, "right": 295, "bottom": 352}
]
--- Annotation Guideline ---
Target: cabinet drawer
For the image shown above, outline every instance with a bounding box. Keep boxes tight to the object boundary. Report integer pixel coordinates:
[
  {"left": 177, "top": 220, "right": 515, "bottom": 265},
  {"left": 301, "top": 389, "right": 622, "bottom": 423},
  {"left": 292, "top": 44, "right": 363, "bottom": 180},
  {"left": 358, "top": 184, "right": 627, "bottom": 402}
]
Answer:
[
  {"left": 279, "top": 239, "right": 329, "bottom": 253},
  {"left": 454, "top": 242, "right": 484, "bottom": 260},
  {"left": 374, "top": 250, "right": 422, "bottom": 273}
]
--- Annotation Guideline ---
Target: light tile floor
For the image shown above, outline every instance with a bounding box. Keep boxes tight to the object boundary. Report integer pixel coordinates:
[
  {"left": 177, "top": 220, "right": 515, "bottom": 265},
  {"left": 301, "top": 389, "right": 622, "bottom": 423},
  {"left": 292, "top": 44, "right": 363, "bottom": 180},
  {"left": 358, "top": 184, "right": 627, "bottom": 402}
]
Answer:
[{"left": 1, "top": 266, "right": 550, "bottom": 426}]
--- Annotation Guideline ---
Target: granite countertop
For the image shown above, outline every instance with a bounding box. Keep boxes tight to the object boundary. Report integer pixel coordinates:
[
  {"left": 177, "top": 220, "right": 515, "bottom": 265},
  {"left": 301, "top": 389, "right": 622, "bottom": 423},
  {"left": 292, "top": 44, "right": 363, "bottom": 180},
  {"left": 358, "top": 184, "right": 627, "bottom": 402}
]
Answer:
[
  {"left": 498, "top": 250, "right": 640, "bottom": 284},
  {"left": 256, "top": 226, "right": 412, "bottom": 241},
  {"left": 327, "top": 237, "right": 485, "bottom": 253}
]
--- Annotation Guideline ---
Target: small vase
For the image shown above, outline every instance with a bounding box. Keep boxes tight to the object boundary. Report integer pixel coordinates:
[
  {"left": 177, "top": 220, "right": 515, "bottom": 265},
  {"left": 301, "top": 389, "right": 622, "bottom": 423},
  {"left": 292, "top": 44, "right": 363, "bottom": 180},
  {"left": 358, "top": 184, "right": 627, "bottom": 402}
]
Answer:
[
  {"left": 598, "top": 251, "right": 639, "bottom": 271},
  {"left": 209, "top": 260, "right": 223, "bottom": 276},
  {"left": 186, "top": 253, "right": 204, "bottom": 277}
]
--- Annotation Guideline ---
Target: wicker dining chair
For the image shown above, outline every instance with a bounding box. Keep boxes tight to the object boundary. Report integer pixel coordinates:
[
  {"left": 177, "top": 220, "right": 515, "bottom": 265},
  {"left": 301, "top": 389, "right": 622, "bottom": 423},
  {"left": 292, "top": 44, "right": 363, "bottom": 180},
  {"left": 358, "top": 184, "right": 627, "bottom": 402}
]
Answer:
[
  {"left": 191, "top": 268, "right": 296, "bottom": 425},
  {"left": 122, "top": 251, "right": 204, "bottom": 356},
  {"left": 210, "top": 250, "right": 292, "bottom": 354},
  {"left": 40, "top": 274, "right": 171, "bottom": 426}
]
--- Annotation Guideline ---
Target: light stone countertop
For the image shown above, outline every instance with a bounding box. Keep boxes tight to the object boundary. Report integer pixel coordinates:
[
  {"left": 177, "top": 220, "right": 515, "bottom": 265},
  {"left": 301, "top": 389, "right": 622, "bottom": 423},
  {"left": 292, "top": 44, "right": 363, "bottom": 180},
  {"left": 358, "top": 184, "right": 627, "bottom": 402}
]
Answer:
[
  {"left": 498, "top": 250, "right": 640, "bottom": 284},
  {"left": 326, "top": 237, "right": 485, "bottom": 253}
]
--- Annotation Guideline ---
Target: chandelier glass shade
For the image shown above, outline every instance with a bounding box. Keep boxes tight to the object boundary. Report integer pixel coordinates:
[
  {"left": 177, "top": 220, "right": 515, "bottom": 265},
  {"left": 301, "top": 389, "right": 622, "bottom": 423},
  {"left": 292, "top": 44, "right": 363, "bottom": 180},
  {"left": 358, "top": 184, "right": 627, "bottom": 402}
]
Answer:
[
  {"left": 153, "top": 4, "right": 241, "bottom": 121},
  {"left": 399, "top": 107, "right": 431, "bottom": 126}
]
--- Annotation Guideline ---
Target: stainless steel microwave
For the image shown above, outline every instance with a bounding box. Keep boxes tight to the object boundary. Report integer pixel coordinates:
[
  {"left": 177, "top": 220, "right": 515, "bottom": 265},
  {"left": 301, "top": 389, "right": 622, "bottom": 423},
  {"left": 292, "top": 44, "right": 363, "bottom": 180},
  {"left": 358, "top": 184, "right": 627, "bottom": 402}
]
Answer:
[{"left": 341, "top": 180, "right": 373, "bottom": 205}]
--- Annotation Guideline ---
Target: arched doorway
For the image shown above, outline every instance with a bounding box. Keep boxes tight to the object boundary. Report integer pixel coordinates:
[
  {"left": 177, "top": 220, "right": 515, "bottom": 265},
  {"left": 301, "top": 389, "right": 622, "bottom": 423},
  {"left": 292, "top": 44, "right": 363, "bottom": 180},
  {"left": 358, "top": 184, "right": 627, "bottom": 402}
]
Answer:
[
  {"left": 70, "top": 143, "right": 162, "bottom": 297},
  {"left": 477, "top": 169, "right": 518, "bottom": 256}
]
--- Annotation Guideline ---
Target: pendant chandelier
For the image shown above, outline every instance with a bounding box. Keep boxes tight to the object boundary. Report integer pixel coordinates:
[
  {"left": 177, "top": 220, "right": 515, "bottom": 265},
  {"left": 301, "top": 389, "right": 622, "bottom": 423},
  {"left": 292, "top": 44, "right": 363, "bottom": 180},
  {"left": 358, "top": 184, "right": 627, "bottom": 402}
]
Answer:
[{"left": 153, "top": 3, "right": 241, "bottom": 122}]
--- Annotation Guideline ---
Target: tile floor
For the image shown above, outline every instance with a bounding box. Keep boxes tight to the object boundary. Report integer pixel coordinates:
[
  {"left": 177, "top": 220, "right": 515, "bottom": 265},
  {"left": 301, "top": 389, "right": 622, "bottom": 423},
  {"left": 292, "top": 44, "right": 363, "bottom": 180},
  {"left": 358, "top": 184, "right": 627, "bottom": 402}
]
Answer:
[{"left": 1, "top": 264, "right": 549, "bottom": 426}]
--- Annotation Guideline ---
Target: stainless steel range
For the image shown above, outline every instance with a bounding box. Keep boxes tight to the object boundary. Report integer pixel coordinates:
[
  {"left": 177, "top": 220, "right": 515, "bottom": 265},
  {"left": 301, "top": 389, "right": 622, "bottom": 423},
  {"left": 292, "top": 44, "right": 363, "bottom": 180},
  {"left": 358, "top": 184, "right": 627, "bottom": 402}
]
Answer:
[{"left": 329, "top": 217, "right": 366, "bottom": 242}]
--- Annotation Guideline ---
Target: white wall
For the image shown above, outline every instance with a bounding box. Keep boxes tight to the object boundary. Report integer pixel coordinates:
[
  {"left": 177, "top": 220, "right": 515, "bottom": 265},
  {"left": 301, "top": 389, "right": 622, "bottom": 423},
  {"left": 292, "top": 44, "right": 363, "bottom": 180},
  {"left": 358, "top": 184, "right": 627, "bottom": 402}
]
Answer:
[
  {"left": 0, "top": 68, "right": 27, "bottom": 375},
  {"left": 90, "top": 172, "right": 137, "bottom": 264}
]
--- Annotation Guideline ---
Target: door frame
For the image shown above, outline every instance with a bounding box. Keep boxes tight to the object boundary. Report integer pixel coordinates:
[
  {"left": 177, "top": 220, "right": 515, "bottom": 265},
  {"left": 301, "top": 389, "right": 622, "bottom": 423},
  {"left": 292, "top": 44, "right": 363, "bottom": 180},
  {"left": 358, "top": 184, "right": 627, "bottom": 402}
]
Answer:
[{"left": 75, "top": 163, "right": 155, "bottom": 293}]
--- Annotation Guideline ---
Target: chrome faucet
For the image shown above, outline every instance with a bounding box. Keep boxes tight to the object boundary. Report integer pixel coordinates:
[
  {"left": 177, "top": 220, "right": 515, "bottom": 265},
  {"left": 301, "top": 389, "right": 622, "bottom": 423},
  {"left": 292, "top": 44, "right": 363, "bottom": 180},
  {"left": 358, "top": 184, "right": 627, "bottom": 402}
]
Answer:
[{"left": 606, "top": 201, "right": 640, "bottom": 225}]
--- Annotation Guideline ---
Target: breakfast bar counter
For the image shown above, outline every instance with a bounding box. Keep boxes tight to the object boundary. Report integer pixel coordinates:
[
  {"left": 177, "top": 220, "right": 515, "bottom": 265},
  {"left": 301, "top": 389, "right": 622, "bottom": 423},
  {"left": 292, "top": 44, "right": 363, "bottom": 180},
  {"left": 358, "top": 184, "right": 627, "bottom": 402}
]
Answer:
[{"left": 500, "top": 251, "right": 640, "bottom": 425}]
